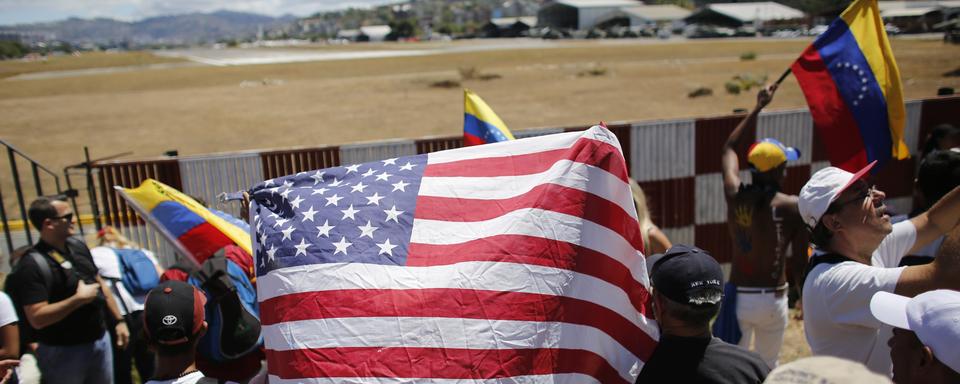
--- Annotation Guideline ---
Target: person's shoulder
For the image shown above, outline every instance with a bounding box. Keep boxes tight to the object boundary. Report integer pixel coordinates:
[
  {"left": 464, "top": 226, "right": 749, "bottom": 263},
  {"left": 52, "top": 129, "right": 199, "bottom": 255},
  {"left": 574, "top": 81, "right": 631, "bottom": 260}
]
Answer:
[
  {"left": 9, "top": 250, "right": 42, "bottom": 276},
  {"left": 707, "top": 337, "right": 765, "bottom": 362},
  {"left": 705, "top": 338, "right": 770, "bottom": 377},
  {"left": 66, "top": 237, "right": 93, "bottom": 255},
  {"left": 772, "top": 192, "right": 800, "bottom": 213},
  {"left": 89, "top": 246, "right": 118, "bottom": 263}
]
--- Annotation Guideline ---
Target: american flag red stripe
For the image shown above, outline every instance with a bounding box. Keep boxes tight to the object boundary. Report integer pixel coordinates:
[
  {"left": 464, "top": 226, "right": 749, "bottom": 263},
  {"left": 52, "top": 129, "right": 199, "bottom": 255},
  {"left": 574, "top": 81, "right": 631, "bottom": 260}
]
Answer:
[
  {"left": 267, "top": 347, "right": 627, "bottom": 383},
  {"left": 252, "top": 126, "right": 656, "bottom": 383}
]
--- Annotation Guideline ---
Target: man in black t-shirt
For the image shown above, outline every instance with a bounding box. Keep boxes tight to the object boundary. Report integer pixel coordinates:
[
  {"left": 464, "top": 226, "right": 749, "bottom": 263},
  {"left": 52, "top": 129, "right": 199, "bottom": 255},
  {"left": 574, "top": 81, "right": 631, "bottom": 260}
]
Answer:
[
  {"left": 638, "top": 245, "right": 769, "bottom": 384},
  {"left": 5, "top": 197, "right": 129, "bottom": 384}
]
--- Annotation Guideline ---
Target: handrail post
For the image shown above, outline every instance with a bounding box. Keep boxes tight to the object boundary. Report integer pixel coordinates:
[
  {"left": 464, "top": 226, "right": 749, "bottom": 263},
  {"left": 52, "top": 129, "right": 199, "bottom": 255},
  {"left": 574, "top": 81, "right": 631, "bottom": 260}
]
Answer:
[
  {"left": 63, "top": 171, "right": 85, "bottom": 237},
  {"left": 0, "top": 182, "right": 12, "bottom": 256},
  {"left": 31, "top": 163, "right": 43, "bottom": 196},
  {"left": 85, "top": 147, "right": 103, "bottom": 231},
  {"left": 7, "top": 147, "right": 32, "bottom": 244}
]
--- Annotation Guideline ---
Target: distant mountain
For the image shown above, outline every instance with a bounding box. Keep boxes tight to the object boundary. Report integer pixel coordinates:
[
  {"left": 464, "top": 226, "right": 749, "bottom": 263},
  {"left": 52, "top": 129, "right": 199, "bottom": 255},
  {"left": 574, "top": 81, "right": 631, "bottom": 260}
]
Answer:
[{"left": 4, "top": 10, "right": 297, "bottom": 45}]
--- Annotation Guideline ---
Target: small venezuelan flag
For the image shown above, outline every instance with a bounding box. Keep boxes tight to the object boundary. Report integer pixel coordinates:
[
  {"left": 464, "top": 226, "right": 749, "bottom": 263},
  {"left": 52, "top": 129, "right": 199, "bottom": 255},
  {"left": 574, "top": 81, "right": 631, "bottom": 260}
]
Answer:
[
  {"left": 463, "top": 89, "right": 515, "bottom": 146},
  {"left": 116, "top": 179, "right": 252, "bottom": 267},
  {"left": 791, "top": 0, "right": 909, "bottom": 172}
]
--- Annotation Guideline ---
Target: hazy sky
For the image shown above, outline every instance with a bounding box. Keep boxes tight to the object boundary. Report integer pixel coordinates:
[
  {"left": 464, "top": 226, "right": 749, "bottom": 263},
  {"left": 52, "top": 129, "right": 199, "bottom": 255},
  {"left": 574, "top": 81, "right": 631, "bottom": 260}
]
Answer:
[{"left": 0, "top": 0, "right": 399, "bottom": 26}]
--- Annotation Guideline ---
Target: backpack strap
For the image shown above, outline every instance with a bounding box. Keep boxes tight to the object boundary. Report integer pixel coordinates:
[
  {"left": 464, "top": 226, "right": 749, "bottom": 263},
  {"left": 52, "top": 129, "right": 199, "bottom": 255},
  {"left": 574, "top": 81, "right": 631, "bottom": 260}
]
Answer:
[
  {"left": 26, "top": 250, "right": 54, "bottom": 292},
  {"left": 194, "top": 256, "right": 233, "bottom": 302},
  {"left": 805, "top": 252, "right": 855, "bottom": 278}
]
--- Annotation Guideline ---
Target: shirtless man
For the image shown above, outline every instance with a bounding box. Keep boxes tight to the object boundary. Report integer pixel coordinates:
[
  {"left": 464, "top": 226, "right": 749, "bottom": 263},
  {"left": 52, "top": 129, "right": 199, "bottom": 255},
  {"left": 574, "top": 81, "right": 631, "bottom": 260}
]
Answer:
[{"left": 720, "top": 84, "right": 809, "bottom": 368}]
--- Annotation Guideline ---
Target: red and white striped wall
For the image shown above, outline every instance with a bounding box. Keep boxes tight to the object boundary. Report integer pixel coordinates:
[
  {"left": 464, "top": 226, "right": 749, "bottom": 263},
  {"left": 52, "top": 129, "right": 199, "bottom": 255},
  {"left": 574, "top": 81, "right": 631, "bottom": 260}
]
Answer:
[{"left": 72, "top": 95, "right": 959, "bottom": 265}]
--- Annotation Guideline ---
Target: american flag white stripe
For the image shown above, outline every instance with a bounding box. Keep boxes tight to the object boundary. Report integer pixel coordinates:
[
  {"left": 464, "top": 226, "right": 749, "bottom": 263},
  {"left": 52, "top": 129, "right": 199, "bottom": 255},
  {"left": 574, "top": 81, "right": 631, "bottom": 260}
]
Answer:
[
  {"left": 426, "top": 128, "right": 621, "bottom": 165},
  {"left": 418, "top": 159, "right": 638, "bottom": 220},
  {"left": 410, "top": 209, "right": 648, "bottom": 285},
  {"left": 267, "top": 373, "right": 604, "bottom": 384},
  {"left": 253, "top": 126, "right": 654, "bottom": 383},
  {"left": 257, "top": 261, "right": 654, "bottom": 335}
]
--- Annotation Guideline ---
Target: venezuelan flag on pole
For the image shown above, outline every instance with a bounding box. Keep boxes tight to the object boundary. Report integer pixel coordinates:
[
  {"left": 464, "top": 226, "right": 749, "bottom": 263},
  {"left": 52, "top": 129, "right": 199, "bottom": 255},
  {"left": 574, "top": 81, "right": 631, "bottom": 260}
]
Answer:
[
  {"left": 791, "top": 0, "right": 909, "bottom": 172},
  {"left": 115, "top": 179, "right": 252, "bottom": 267},
  {"left": 463, "top": 89, "right": 515, "bottom": 146}
]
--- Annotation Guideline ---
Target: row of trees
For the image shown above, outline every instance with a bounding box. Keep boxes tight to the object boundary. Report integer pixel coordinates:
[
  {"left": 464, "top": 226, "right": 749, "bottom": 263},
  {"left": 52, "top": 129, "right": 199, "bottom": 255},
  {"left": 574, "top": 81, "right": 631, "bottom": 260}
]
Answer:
[{"left": 0, "top": 41, "right": 28, "bottom": 59}]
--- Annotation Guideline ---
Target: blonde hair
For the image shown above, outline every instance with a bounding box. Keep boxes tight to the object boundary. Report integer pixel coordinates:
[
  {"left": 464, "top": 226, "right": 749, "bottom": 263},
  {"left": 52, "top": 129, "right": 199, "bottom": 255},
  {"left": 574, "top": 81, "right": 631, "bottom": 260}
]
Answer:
[
  {"left": 91, "top": 226, "right": 139, "bottom": 249},
  {"left": 629, "top": 178, "right": 653, "bottom": 253}
]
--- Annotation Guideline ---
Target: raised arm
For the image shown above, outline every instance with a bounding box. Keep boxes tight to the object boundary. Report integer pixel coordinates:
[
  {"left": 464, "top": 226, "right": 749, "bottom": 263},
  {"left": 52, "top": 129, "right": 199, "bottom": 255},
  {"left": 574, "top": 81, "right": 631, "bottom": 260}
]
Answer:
[
  {"left": 723, "top": 84, "right": 778, "bottom": 197},
  {"left": 894, "top": 186, "right": 960, "bottom": 296},
  {"left": 909, "top": 185, "right": 960, "bottom": 254}
]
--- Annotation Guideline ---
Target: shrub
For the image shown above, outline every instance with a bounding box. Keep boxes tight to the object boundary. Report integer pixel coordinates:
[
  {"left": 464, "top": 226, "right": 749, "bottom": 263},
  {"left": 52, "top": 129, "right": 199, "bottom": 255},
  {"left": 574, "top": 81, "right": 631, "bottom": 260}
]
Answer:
[
  {"left": 577, "top": 65, "right": 608, "bottom": 77},
  {"left": 725, "top": 81, "right": 742, "bottom": 94},
  {"left": 740, "top": 51, "right": 757, "bottom": 61},
  {"left": 430, "top": 79, "right": 461, "bottom": 88},
  {"left": 688, "top": 86, "right": 713, "bottom": 98}
]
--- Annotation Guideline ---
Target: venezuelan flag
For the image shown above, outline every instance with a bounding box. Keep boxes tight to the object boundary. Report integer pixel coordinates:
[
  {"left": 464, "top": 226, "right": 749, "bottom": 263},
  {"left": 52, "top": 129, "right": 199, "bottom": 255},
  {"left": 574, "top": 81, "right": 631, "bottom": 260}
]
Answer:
[
  {"left": 791, "top": 0, "right": 909, "bottom": 172},
  {"left": 116, "top": 179, "right": 252, "bottom": 266},
  {"left": 464, "top": 89, "right": 515, "bottom": 146}
]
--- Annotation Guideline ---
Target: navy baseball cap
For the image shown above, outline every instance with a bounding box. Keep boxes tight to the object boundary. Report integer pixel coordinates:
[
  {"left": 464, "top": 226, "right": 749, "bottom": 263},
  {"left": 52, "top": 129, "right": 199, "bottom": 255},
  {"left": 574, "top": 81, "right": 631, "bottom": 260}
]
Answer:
[
  {"left": 651, "top": 244, "right": 724, "bottom": 306},
  {"left": 143, "top": 280, "right": 206, "bottom": 345}
]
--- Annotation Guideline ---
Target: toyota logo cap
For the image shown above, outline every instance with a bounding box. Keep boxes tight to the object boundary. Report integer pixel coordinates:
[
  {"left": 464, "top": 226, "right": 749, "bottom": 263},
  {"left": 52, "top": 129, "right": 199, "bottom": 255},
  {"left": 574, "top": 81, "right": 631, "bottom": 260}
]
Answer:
[{"left": 143, "top": 280, "right": 206, "bottom": 345}]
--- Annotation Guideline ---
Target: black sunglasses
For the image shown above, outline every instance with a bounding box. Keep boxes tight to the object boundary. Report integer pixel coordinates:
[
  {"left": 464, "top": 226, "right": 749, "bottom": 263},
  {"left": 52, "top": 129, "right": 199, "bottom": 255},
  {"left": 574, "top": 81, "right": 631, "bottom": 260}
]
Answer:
[{"left": 52, "top": 212, "right": 74, "bottom": 222}]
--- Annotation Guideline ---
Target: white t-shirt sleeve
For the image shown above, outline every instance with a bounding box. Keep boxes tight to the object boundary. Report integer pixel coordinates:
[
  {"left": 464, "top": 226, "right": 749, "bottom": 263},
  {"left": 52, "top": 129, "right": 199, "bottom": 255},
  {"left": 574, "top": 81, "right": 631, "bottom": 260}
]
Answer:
[
  {"left": 816, "top": 262, "right": 905, "bottom": 329},
  {"left": 0, "top": 292, "right": 18, "bottom": 327},
  {"left": 90, "top": 246, "right": 122, "bottom": 279},
  {"left": 872, "top": 220, "right": 917, "bottom": 268}
]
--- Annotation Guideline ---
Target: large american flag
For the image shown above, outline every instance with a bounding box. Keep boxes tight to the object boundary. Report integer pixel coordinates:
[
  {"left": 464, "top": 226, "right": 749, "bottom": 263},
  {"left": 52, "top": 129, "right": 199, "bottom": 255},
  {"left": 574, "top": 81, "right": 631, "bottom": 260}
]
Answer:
[{"left": 250, "top": 126, "right": 658, "bottom": 383}]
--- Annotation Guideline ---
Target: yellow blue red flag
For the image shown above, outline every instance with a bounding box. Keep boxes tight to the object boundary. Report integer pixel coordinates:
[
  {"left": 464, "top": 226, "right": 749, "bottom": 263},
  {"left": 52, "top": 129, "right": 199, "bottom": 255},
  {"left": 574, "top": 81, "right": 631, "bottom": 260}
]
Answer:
[
  {"left": 116, "top": 179, "right": 252, "bottom": 267},
  {"left": 463, "top": 89, "right": 515, "bottom": 146},
  {"left": 791, "top": 0, "right": 908, "bottom": 172}
]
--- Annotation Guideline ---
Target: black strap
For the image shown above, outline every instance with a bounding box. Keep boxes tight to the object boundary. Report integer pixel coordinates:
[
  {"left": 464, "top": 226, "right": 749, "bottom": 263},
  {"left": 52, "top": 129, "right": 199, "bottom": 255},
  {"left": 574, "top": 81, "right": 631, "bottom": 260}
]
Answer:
[
  {"left": 26, "top": 250, "right": 54, "bottom": 292},
  {"left": 805, "top": 252, "right": 854, "bottom": 278}
]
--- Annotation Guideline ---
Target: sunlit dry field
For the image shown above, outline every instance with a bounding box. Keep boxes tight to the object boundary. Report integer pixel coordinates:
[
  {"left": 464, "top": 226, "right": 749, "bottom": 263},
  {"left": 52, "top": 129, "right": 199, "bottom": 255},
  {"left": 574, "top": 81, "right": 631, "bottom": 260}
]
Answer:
[{"left": 2, "top": 38, "right": 956, "bottom": 172}]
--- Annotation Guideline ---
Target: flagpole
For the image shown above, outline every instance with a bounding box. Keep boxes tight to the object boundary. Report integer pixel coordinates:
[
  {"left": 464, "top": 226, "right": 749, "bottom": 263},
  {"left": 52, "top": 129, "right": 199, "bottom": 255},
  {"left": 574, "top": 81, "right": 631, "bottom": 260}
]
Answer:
[{"left": 775, "top": 68, "right": 792, "bottom": 86}]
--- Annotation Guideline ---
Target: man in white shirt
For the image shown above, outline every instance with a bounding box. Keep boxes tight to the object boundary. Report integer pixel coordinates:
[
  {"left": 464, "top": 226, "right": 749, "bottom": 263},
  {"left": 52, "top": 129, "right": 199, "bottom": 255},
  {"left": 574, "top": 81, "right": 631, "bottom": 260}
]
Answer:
[{"left": 798, "top": 160, "right": 960, "bottom": 375}]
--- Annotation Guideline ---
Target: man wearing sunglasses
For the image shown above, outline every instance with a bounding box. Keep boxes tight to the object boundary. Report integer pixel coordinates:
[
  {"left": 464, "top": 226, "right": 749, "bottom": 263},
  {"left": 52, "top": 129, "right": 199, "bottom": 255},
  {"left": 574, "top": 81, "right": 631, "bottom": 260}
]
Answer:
[
  {"left": 5, "top": 197, "right": 129, "bottom": 384},
  {"left": 798, "top": 161, "right": 960, "bottom": 376}
]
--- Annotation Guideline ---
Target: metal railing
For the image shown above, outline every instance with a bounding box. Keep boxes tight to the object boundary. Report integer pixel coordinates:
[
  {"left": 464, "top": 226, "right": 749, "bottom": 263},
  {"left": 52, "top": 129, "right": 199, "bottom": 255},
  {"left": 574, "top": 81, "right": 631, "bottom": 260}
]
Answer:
[{"left": 0, "top": 139, "right": 64, "bottom": 256}]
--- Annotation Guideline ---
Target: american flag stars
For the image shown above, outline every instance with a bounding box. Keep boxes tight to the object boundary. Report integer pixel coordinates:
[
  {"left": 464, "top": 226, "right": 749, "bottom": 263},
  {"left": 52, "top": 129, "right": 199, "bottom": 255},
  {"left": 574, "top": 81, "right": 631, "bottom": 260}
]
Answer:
[{"left": 250, "top": 153, "right": 427, "bottom": 272}]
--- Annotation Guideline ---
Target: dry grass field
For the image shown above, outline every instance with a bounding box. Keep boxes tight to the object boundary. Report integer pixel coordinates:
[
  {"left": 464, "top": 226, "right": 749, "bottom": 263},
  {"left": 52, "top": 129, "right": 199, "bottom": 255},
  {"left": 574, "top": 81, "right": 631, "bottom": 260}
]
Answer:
[
  {"left": 1, "top": 38, "right": 957, "bottom": 174},
  {"left": 2, "top": 37, "right": 951, "bottom": 365},
  {"left": 0, "top": 50, "right": 184, "bottom": 79}
]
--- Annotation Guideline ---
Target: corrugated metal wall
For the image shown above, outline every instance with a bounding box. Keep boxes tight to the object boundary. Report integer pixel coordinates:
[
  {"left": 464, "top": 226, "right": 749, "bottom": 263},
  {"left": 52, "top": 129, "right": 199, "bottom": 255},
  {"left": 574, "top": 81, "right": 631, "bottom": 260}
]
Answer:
[
  {"left": 260, "top": 147, "right": 340, "bottom": 180},
  {"left": 340, "top": 140, "right": 417, "bottom": 166},
  {"left": 179, "top": 152, "right": 264, "bottom": 218}
]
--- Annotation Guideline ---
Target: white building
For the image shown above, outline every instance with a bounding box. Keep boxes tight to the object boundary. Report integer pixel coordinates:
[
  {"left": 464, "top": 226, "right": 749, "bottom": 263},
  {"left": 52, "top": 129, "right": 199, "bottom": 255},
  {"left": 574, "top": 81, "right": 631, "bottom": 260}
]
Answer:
[
  {"left": 360, "top": 25, "right": 392, "bottom": 42},
  {"left": 684, "top": 2, "right": 806, "bottom": 29},
  {"left": 537, "top": 0, "right": 642, "bottom": 30},
  {"left": 616, "top": 4, "right": 692, "bottom": 28}
]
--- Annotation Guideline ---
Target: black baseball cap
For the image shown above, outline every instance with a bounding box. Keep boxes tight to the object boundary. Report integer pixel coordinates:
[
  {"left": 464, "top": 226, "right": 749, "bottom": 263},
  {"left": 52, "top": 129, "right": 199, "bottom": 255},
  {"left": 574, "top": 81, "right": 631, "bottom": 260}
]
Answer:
[
  {"left": 143, "top": 280, "right": 206, "bottom": 345},
  {"left": 651, "top": 244, "right": 724, "bottom": 306}
]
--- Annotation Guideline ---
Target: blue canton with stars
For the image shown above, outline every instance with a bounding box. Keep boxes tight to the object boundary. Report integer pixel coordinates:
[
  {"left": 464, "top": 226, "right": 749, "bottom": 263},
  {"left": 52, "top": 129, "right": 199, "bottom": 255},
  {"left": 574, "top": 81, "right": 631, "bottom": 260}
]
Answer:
[{"left": 249, "top": 155, "right": 427, "bottom": 276}]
